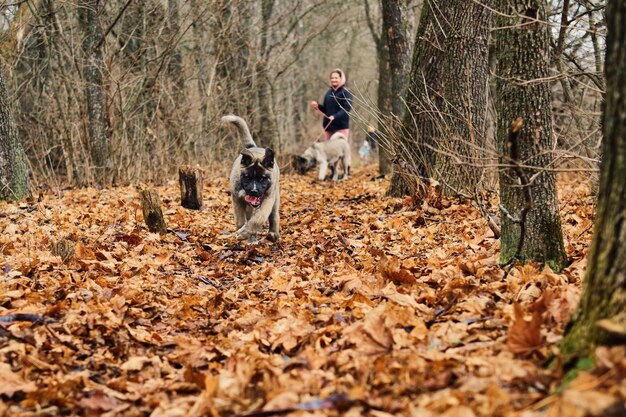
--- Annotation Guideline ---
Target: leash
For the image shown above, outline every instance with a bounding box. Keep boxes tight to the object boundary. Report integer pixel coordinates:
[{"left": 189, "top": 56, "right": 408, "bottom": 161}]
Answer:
[{"left": 312, "top": 108, "right": 334, "bottom": 144}]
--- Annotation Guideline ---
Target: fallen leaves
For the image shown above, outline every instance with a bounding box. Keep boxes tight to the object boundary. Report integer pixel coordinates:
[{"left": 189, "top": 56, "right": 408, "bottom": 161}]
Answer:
[
  {"left": 0, "top": 167, "right": 613, "bottom": 416},
  {"left": 0, "top": 363, "right": 37, "bottom": 396}
]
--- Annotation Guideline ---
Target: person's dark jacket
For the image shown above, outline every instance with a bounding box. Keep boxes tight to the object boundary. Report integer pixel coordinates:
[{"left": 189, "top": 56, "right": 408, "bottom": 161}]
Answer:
[{"left": 318, "top": 85, "right": 353, "bottom": 131}]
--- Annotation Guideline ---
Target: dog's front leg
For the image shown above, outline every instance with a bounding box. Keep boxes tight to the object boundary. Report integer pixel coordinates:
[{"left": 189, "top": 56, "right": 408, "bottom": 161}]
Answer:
[
  {"left": 318, "top": 160, "right": 328, "bottom": 181},
  {"left": 232, "top": 196, "right": 247, "bottom": 229},
  {"left": 236, "top": 225, "right": 256, "bottom": 242},
  {"left": 236, "top": 197, "right": 274, "bottom": 242},
  {"left": 268, "top": 193, "right": 280, "bottom": 242}
]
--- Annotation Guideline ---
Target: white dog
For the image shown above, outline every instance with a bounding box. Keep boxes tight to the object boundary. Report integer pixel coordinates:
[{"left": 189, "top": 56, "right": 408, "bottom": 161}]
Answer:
[{"left": 294, "top": 132, "right": 350, "bottom": 180}]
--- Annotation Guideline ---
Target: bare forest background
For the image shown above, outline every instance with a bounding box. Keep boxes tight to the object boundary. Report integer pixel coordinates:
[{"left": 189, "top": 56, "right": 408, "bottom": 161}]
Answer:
[{"left": 0, "top": 0, "right": 605, "bottom": 189}]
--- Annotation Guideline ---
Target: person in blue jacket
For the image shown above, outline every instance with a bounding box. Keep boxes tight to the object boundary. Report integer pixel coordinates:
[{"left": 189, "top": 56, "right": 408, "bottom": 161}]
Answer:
[{"left": 310, "top": 68, "right": 353, "bottom": 165}]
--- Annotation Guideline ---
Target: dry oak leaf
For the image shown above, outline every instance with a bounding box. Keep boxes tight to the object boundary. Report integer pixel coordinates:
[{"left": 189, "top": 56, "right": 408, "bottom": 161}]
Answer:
[
  {"left": 188, "top": 374, "right": 219, "bottom": 417},
  {"left": 380, "top": 282, "right": 431, "bottom": 314},
  {"left": 440, "top": 406, "right": 477, "bottom": 417},
  {"left": 76, "top": 390, "right": 124, "bottom": 412},
  {"left": 263, "top": 391, "right": 300, "bottom": 410},
  {"left": 344, "top": 305, "right": 393, "bottom": 355},
  {"left": 120, "top": 356, "right": 152, "bottom": 371},
  {"left": 507, "top": 303, "right": 543, "bottom": 355},
  {"left": 378, "top": 252, "right": 417, "bottom": 285},
  {"left": 0, "top": 363, "right": 37, "bottom": 396},
  {"left": 549, "top": 389, "right": 621, "bottom": 417}
]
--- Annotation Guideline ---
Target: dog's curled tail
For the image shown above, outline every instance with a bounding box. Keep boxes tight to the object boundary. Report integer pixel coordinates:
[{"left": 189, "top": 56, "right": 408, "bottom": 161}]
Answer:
[{"left": 221, "top": 115, "right": 256, "bottom": 149}]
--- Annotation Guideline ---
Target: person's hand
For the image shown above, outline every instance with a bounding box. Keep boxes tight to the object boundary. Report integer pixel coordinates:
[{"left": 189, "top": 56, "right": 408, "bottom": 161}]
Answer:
[{"left": 310, "top": 101, "right": 318, "bottom": 110}]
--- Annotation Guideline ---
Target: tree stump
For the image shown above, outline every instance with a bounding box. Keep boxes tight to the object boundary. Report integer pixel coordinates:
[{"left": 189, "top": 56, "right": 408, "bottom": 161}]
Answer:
[
  {"left": 178, "top": 165, "right": 203, "bottom": 210},
  {"left": 140, "top": 189, "right": 167, "bottom": 235}
]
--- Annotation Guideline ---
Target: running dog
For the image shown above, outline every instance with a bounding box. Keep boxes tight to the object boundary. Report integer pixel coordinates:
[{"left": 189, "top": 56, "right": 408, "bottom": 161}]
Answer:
[{"left": 222, "top": 115, "right": 280, "bottom": 242}]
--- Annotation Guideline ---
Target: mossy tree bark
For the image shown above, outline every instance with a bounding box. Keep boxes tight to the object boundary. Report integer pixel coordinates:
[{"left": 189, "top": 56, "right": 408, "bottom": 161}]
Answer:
[
  {"left": 437, "top": 0, "right": 492, "bottom": 197},
  {"left": 561, "top": 0, "right": 626, "bottom": 362},
  {"left": 495, "top": 0, "right": 567, "bottom": 271},
  {"left": 0, "top": 68, "right": 29, "bottom": 201},
  {"left": 387, "top": 0, "right": 448, "bottom": 197}
]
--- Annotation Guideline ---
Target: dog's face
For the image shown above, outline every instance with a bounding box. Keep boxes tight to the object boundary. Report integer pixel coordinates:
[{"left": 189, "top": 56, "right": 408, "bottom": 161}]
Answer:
[
  {"left": 239, "top": 148, "right": 274, "bottom": 208},
  {"left": 293, "top": 154, "right": 316, "bottom": 175},
  {"left": 293, "top": 145, "right": 320, "bottom": 175}
]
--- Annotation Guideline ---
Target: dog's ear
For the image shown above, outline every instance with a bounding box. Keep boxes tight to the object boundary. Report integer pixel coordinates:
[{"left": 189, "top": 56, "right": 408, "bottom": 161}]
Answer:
[
  {"left": 262, "top": 148, "right": 275, "bottom": 169},
  {"left": 240, "top": 149, "right": 254, "bottom": 167}
]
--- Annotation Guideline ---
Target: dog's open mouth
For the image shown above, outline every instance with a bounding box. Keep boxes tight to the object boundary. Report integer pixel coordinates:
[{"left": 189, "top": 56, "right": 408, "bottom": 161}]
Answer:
[{"left": 244, "top": 195, "right": 263, "bottom": 208}]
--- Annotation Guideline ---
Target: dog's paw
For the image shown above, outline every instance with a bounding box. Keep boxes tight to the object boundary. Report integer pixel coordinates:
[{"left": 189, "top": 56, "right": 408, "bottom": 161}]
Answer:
[
  {"left": 236, "top": 227, "right": 253, "bottom": 241},
  {"left": 266, "top": 232, "right": 280, "bottom": 242}
]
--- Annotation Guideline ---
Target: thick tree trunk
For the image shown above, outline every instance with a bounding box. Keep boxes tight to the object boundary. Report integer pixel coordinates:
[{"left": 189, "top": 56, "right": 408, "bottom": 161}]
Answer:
[
  {"left": 388, "top": 0, "right": 447, "bottom": 197},
  {"left": 80, "top": 0, "right": 110, "bottom": 186},
  {"left": 495, "top": 0, "right": 567, "bottom": 271},
  {"left": 0, "top": 69, "right": 29, "bottom": 201},
  {"left": 561, "top": 0, "right": 626, "bottom": 362},
  {"left": 437, "top": 0, "right": 492, "bottom": 196}
]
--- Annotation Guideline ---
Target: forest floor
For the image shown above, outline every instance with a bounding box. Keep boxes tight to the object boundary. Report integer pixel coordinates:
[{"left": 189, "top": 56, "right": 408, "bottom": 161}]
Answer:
[{"left": 1, "top": 165, "right": 625, "bottom": 417}]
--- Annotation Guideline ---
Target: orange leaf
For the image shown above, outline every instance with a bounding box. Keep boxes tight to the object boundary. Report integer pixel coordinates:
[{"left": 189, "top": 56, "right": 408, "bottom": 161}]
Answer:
[{"left": 507, "top": 303, "right": 544, "bottom": 355}]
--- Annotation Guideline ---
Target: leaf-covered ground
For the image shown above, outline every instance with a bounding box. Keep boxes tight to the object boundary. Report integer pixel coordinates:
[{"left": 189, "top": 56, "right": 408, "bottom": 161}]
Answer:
[{"left": 1, "top": 166, "right": 625, "bottom": 417}]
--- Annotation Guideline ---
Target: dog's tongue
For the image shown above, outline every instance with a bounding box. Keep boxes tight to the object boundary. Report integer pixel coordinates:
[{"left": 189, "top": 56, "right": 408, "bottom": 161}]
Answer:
[{"left": 244, "top": 195, "right": 262, "bottom": 206}]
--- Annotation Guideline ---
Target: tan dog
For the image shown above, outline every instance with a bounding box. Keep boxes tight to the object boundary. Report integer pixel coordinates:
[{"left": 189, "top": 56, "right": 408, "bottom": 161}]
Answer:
[
  {"left": 223, "top": 115, "right": 280, "bottom": 243},
  {"left": 294, "top": 132, "right": 350, "bottom": 180}
]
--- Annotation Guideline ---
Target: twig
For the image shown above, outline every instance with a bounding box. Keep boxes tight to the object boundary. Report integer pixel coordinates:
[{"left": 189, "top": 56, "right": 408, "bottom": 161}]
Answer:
[
  {"left": 0, "top": 313, "right": 52, "bottom": 324},
  {"left": 237, "top": 394, "right": 356, "bottom": 417}
]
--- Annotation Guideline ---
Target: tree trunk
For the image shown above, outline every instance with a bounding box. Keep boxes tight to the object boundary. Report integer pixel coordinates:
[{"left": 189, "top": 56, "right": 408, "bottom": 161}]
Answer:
[
  {"left": 364, "top": 0, "right": 393, "bottom": 176},
  {"left": 379, "top": 0, "right": 413, "bottom": 180},
  {"left": 80, "top": 0, "right": 110, "bottom": 186},
  {"left": 191, "top": 0, "right": 210, "bottom": 157},
  {"left": 437, "top": 0, "right": 492, "bottom": 197},
  {"left": 165, "top": 0, "right": 185, "bottom": 149},
  {"left": 0, "top": 68, "right": 29, "bottom": 201},
  {"left": 382, "top": 1, "right": 411, "bottom": 119},
  {"left": 561, "top": 0, "right": 626, "bottom": 362},
  {"left": 495, "top": 0, "right": 567, "bottom": 271},
  {"left": 256, "top": 0, "right": 279, "bottom": 149},
  {"left": 375, "top": 25, "right": 392, "bottom": 177},
  {"left": 214, "top": 2, "right": 255, "bottom": 124},
  {"left": 387, "top": 0, "right": 447, "bottom": 197}
]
